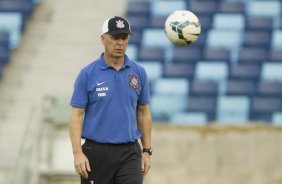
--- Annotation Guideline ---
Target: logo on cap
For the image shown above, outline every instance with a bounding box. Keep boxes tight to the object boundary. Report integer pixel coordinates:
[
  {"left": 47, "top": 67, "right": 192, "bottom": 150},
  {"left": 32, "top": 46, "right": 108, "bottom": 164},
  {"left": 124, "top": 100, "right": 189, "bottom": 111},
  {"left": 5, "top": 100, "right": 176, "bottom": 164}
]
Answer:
[{"left": 116, "top": 20, "right": 125, "bottom": 29}]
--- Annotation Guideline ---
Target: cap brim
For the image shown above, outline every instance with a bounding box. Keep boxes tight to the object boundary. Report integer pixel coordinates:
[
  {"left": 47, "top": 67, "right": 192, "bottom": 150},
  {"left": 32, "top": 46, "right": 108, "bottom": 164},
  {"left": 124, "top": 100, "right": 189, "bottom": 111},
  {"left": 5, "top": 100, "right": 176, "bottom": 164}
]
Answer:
[{"left": 107, "top": 30, "right": 132, "bottom": 35}]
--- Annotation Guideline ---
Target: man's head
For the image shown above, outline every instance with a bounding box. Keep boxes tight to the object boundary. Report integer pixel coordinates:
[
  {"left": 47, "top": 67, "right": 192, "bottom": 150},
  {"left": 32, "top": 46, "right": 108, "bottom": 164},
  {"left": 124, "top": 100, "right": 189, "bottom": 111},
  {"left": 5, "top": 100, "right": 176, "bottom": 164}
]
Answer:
[
  {"left": 101, "top": 16, "right": 131, "bottom": 59},
  {"left": 101, "top": 16, "right": 132, "bottom": 36}
]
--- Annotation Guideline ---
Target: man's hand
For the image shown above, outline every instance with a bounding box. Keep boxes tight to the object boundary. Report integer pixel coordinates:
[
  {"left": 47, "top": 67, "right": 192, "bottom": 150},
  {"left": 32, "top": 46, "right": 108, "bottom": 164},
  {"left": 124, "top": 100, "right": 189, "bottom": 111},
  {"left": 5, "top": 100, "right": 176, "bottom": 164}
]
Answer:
[
  {"left": 141, "top": 152, "right": 151, "bottom": 176},
  {"left": 74, "top": 152, "right": 91, "bottom": 179}
]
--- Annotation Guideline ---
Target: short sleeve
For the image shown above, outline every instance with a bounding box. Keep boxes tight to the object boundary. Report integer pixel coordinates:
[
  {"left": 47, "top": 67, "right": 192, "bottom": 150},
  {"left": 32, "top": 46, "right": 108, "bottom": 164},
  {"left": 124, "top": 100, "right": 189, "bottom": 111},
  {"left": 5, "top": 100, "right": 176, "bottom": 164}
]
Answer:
[
  {"left": 70, "top": 70, "right": 88, "bottom": 108},
  {"left": 138, "top": 68, "right": 150, "bottom": 105}
]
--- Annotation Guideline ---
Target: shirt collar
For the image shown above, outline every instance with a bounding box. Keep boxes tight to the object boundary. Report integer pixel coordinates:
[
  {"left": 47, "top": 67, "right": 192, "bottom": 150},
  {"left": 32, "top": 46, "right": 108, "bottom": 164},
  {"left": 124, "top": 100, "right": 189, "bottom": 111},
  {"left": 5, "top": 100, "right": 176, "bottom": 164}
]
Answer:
[{"left": 99, "top": 53, "right": 131, "bottom": 70}]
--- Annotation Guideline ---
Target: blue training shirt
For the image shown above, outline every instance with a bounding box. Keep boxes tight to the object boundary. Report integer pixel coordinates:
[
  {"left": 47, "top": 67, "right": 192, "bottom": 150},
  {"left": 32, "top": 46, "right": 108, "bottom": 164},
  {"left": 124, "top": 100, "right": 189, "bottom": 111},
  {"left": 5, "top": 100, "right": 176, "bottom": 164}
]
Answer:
[{"left": 70, "top": 54, "right": 150, "bottom": 143}]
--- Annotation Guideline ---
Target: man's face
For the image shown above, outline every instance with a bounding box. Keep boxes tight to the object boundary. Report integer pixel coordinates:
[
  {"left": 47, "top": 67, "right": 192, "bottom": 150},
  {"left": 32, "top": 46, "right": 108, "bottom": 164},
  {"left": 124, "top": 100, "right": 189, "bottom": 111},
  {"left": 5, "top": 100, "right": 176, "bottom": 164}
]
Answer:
[{"left": 101, "top": 33, "right": 129, "bottom": 59}]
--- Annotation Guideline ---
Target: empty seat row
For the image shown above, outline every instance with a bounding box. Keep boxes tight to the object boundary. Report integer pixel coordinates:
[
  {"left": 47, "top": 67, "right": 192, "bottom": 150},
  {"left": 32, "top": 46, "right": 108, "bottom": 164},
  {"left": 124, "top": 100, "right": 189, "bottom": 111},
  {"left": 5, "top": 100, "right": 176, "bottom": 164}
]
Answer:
[
  {"left": 137, "top": 60, "right": 282, "bottom": 83},
  {"left": 134, "top": 28, "right": 282, "bottom": 52},
  {"left": 126, "top": 0, "right": 281, "bottom": 19},
  {"left": 150, "top": 78, "right": 282, "bottom": 97},
  {"left": 127, "top": 14, "right": 278, "bottom": 33},
  {"left": 151, "top": 94, "right": 282, "bottom": 124},
  {"left": 129, "top": 45, "right": 282, "bottom": 64}
]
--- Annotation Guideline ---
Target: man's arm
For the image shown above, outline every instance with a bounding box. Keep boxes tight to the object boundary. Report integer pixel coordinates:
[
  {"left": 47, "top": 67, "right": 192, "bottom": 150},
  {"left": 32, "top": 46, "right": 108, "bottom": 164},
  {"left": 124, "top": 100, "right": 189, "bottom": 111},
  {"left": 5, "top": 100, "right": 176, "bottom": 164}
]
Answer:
[
  {"left": 137, "top": 104, "right": 152, "bottom": 176},
  {"left": 69, "top": 107, "right": 90, "bottom": 179}
]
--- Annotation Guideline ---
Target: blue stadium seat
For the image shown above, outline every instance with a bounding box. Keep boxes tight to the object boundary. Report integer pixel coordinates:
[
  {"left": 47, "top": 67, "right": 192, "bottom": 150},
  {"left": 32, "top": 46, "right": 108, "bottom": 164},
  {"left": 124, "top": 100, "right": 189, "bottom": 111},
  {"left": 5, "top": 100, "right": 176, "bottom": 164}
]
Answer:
[
  {"left": 261, "top": 63, "right": 282, "bottom": 81},
  {"left": 216, "top": 96, "right": 250, "bottom": 124},
  {"left": 272, "top": 30, "right": 282, "bottom": 49},
  {"left": 188, "top": 0, "right": 219, "bottom": 16},
  {"left": 226, "top": 79, "right": 257, "bottom": 96},
  {"left": 0, "top": 0, "right": 34, "bottom": 31},
  {"left": 190, "top": 31, "right": 206, "bottom": 49},
  {"left": 247, "top": 1, "right": 281, "bottom": 19},
  {"left": 207, "top": 30, "right": 242, "bottom": 49},
  {"left": 126, "top": 15, "right": 149, "bottom": 32},
  {"left": 0, "top": 45, "right": 9, "bottom": 65},
  {"left": 202, "top": 48, "right": 231, "bottom": 62},
  {"left": 126, "top": 1, "right": 150, "bottom": 17},
  {"left": 142, "top": 28, "right": 172, "bottom": 48},
  {"left": 162, "top": 62, "right": 195, "bottom": 79},
  {"left": 218, "top": 1, "right": 245, "bottom": 14},
  {"left": 198, "top": 15, "right": 213, "bottom": 30},
  {"left": 0, "top": 31, "right": 9, "bottom": 49},
  {"left": 170, "top": 112, "right": 208, "bottom": 125},
  {"left": 243, "top": 31, "right": 271, "bottom": 48},
  {"left": 138, "top": 47, "right": 165, "bottom": 62},
  {"left": 213, "top": 13, "right": 245, "bottom": 30},
  {"left": 171, "top": 47, "right": 202, "bottom": 63},
  {"left": 250, "top": 96, "right": 282, "bottom": 122},
  {"left": 267, "top": 50, "right": 282, "bottom": 62},
  {"left": 128, "top": 30, "right": 142, "bottom": 46},
  {"left": 137, "top": 61, "right": 162, "bottom": 81},
  {"left": 187, "top": 96, "right": 217, "bottom": 121},
  {"left": 257, "top": 81, "right": 282, "bottom": 97},
  {"left": 149, "top": 16, "right": 167, "bottom": 29},
  {"left": 245, "top": 17, "right": 273, "bottom": 31},
  {"left": 272, "top": 112, "right": 282, "bottom": 126},
  {"left": 153, "top": 78, "right": 189, "bottom": 96},
  {"left": 228, "top": 64, "right": 261, "bottom": 81},
  {"left": 195, "top": 61, "right": 228, "bottom": 82},
  {"left": 151, "top": 94, "right": 187, "bottom": 121},
  {"left": 237, "top": 47, "right": 268, "bottom": 64},
  {"left": 33, "top": 0, "right": 44, "bottom": 4},
  {"left": 189, "top": 80, "right": 218, "bottom": 97},
  {"left": 150, "top": 0, "right": 186, "bottom": 17},
  {"left": 126, "top": 44, "right": 138, "bottom": 61},
  {"left": 0, "top": 12, "right": 22, "bottom": 48}
]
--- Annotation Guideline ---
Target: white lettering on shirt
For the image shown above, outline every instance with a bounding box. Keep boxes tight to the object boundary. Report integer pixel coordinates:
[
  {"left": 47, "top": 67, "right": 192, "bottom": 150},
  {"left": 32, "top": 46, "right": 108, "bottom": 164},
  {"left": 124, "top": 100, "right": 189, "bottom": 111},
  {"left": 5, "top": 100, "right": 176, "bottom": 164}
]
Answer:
[
  {"left": 98, "top": 93, "right": 106, "bottom": 97},
  {"left": 96, "top": 87, "right": 108, "bottom": 92}
]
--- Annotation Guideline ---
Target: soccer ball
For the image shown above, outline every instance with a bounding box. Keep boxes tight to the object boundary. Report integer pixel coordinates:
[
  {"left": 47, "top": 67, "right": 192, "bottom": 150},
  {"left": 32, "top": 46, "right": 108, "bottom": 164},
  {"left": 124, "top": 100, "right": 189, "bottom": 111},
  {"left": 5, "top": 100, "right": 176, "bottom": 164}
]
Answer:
[{"left": 165, "top": 10, "right": 201, "bottom": 46}]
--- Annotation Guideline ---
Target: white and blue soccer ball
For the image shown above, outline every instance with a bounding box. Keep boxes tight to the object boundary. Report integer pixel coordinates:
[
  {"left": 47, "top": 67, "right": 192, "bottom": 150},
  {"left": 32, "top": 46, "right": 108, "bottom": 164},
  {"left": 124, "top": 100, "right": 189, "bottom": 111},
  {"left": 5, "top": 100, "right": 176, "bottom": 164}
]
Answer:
[{"left": 165, "top": 10, "right": 201, "bottom": 46}]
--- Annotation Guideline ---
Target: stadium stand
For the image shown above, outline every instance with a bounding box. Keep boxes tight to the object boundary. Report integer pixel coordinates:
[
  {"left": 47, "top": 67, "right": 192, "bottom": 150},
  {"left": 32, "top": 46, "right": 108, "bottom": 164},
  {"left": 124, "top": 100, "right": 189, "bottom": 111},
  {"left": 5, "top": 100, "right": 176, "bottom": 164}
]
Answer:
[
  {"left": 0, "top": 0, "right": 40, "bottom": 81},
  {"left": 125, "top": 0, "right": 282, "bottom": 125}
]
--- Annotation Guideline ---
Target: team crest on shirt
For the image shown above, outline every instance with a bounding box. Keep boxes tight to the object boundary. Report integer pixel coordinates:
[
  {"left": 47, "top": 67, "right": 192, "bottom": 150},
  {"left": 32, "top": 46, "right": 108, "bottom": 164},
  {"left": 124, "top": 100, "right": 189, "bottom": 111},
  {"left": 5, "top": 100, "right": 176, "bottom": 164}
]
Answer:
[{"left": 129, "top": 75, "right": 139, "bottom": 89}]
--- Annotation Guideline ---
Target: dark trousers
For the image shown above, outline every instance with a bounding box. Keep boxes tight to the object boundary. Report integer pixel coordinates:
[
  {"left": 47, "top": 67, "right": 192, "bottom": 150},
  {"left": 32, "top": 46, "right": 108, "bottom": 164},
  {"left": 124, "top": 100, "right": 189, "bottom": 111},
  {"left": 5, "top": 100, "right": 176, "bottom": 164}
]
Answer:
[{"left": 81, "top": 139, "right": 143, "bottom": 184}]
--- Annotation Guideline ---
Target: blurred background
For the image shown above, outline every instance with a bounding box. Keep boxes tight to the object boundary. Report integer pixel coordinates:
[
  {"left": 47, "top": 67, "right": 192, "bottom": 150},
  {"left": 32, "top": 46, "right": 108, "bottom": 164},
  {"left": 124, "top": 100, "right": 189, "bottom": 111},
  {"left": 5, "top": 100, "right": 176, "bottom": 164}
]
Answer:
[{"left": 0, "top": 0, "right": 282, "bottom": 184}]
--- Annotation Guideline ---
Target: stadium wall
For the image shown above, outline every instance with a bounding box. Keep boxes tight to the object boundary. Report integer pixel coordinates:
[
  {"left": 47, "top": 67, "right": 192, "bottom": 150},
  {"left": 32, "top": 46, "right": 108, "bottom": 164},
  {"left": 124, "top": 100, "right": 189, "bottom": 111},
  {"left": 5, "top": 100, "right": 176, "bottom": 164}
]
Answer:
[{"left": 147, "top": 124, "right": 282, "bottom": 184}]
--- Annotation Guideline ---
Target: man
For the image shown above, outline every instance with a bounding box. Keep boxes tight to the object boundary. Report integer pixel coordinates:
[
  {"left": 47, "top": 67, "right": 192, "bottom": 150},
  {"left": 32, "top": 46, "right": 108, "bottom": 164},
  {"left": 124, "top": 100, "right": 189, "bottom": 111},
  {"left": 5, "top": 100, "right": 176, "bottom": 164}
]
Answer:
[{"left": 69, "top": 16, "right": 153, "bottom": 184}]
